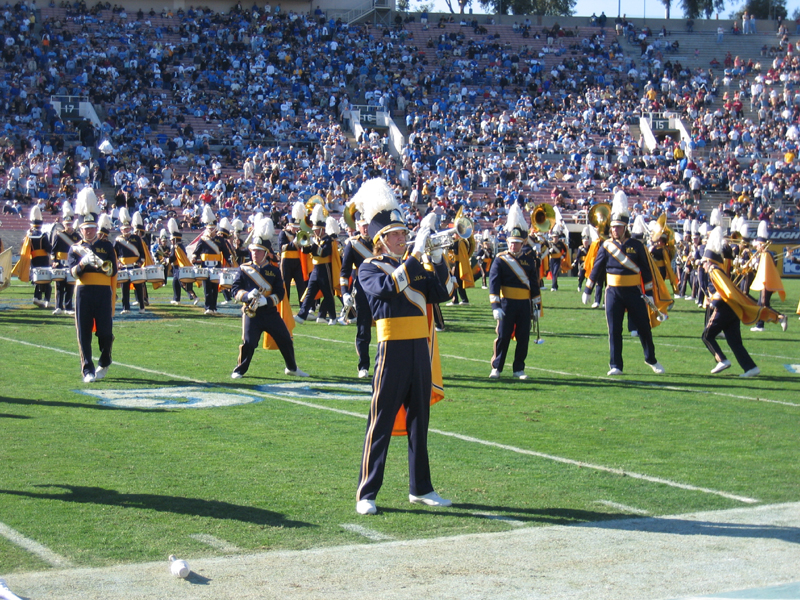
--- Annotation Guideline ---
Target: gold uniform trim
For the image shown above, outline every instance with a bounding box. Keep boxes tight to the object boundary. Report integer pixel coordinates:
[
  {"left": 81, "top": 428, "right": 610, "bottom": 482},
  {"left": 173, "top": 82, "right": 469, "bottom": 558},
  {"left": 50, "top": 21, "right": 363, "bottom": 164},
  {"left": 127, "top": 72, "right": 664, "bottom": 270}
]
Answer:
[
  {"left": 281, "top": 250, "right": 300, "bottom": 259},
  {"left": 500, "top": 286, "right": 530, "bottom": 300},
  {"left": 376, "top": 316, "right": 429, "bottom": 342},
  {"left": 55, "top": 251, "right": 68, "bottom": 260},
  {"left": 312, "top": 256, "right": 332, "bottom": 265},
  {"left": 77, "top": 273, "right": 113, "bottom": 286},
  {"left": 120, "top": 256, "right": 139, "bottom": 265},
  {"left": 200, "top": 253, "right": 223, "bottom": 261},
  {"left": 607, "top": 273, "right": 641, "bottom": 287}
]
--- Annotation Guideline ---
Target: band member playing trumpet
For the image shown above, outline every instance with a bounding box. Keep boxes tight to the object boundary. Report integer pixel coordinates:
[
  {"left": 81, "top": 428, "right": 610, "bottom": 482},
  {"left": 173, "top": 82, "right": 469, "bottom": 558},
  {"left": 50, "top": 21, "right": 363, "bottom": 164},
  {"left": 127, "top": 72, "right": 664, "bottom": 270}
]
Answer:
[
  {"left": 355, "top": 178, "right": 454, "bottom": 516},
  {"left": 68, "top": 187, "right": 118, "bottom": 383},
  {"left": 230, "top": 219, "right": 308, "bottom": 379},
  {"left": 489, "top": 204, "right": 541, "bottom": 379},
  {"left": 582, "top": 190, "right": 665, "bottom": 376}
]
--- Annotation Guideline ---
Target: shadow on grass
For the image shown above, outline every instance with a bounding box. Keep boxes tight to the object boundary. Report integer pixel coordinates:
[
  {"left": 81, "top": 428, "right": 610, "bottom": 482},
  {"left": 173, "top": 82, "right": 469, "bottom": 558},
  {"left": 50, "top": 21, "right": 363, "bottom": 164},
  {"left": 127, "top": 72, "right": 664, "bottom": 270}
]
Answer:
[
  {"left": 381, "top": 503, "right": 622, "bottom": 525},
  {"left": 0, "top": 485, "right": 313, "bottom": 528},
  {"left": 0, "top": 411, "right": 31, "bottom": 419}
]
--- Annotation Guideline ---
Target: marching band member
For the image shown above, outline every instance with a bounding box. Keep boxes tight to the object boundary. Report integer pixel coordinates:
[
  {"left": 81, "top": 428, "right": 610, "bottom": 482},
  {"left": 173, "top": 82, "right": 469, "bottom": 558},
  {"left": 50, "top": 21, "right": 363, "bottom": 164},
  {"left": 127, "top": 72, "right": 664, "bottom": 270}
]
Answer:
[
  {"left": 582, "top": 190, "right": 665, "bottom": 376},
  {"left": 355, "top": 178, "right": 454, "bottom": 516},
  {"left": 50, "top": 202, "right": 80, "bottom": 315},
  {"left": 97, "top": 213, "right": 113, "bottom": 241},
  {"left": 232, "top": 218, "right": 249, "bottom": 265},
  {"left": 68, "top": 187, "right": 118, "bottom": 383},
  {"left": 217, "top": 217, "right": 236, "bottom": 305},
  {"left": 278, "top": 201, "right": 310, "bottom": 308},
  {"left": 230, "top": 218, "right": 308, "bottom": 380},
  {"left": 167, "top": 218, "right": 197, "bottom": 305},
  {"left": 574, "top": 227, "right": 591, "bottom": 291},
  {"left": 114, "top": 208, "right": 147, "bottom": 315},
  {"left": 192, "top": 206, "right": 231, "bottom": 315},
  {"left": 151, "top": 228, "right": 171, "bottom": 288},
  {"left": 11, "top": 205, "right": 53, "bottom": 308},
  {"left": 735, "top": 222, "right": 755, "bottom": 294},
  {"left": 445, "top": 223, "right": 474, "bottom": 306},
  {"left": 489, "top": 203, "right": 541, "bottom": 379},
  {"left": 338, "top": 200, "right": 374, "bottom": 378},
  {"left": 702, "top": 226, "right": 787, "bottom": 377},
  {"left": 474, "top": 232, "right": 494, "bottom": 289},
  {"left": 547, "top": 224, "right": 569, "bottom": 292},
  {"left": 749, "top": 221, "right": 785, "bottom": 332},
  {"left": 294, "top": 204, "right": 339, "bottom": 325}
]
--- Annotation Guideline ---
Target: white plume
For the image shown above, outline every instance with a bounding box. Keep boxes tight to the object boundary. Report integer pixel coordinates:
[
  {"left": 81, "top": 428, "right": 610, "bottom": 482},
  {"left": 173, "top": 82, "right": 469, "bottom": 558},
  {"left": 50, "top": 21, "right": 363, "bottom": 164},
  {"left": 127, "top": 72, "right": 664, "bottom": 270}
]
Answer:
[
  {"left": 354, "top": 178, "right": 399, "bottom": 224},
  {"left": 325, "top": 216, "right": 340, "bottom": 236}
]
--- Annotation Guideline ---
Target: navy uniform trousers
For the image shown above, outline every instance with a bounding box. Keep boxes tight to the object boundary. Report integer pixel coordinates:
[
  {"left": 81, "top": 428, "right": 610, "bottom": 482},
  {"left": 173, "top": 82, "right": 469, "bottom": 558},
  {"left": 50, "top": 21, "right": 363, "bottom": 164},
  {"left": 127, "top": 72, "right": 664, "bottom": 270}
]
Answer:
[
  {"left": 354, "top": 280, "right": 372, "bottom": 372},
  {"left": 234, "top": 311, "right": 297, "bottom": 376},
  {"left": 281, "top": 257, "right": 307, "bottom": 306},
  {"left": 606, "top": 285, "right": 656, "bottom": 371},
  {"left": 357, "top": 337, "right": 434, "bottom": 502},
  {"left": 491, "top": 298, "right": 531, "bottom": 373},
  {"left": 299, "top": 265, "right": 335, "bottom": 320},
  {"left": 75, "top": 285, "right": 114, "bottom": 376},
  {"left": 701, "top": 301, "right": 756, "bottom": 372}
]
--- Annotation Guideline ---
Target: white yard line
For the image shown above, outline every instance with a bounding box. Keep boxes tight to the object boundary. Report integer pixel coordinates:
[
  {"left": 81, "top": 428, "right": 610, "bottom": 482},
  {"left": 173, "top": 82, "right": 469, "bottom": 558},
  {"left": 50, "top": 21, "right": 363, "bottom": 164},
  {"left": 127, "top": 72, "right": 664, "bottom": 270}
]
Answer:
[
  {"left": 0, "top": 336, "right": 762, "bottom": 504},
  {"left": 188, "top": 534, "right": 241, "bottom": 553},
  {"left": 339, "top": 524, "right": 395, "bottom": 541},
  {"left": 594, "top": 500, "right": 651, "bottom": 516},
  {"left": 0, "top": 521, "right": 74, "bottom": 568}
]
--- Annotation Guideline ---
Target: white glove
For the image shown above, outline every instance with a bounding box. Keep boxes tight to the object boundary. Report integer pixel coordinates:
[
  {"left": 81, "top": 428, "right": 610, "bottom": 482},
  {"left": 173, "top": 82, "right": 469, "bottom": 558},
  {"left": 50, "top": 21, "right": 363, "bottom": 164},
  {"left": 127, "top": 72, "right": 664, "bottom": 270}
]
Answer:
[
  {"left": 79, "top": 254, "right": 94, "bottom": 267},
  {"left": 581, "top": 291, "right": 590, "bottom": 305},
  {"left": 247, "top": 289, "right": 260, "bottom": 300},
  {"left": 257, "top": 295, "right": 268, "bottom": 307},
  {"left": 343, "top": 293, "right": 353, "bottom": 308},
  {"left": 493, "top": 308, "right": 505, "bottom": 321},
  {"left": 430, "top": 247, "right": 443, "bottom": 263},
  {"left": 412, "top": 227, "right": 431, "bottom": 257}
]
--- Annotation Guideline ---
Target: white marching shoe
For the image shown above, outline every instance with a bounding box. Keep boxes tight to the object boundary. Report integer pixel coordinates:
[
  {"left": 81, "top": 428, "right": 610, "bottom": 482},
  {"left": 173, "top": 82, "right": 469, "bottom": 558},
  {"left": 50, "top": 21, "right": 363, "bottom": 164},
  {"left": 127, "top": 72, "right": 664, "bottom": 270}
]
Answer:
[
  {"left": 94, "top": 366, "right": 108, "bottom": 381},
  {"left": 489, "top": 368, "right": 501, "bottom": 379},
  {"left": 356, "top": 499, "right": 377, "bottom": 515},
  {"left": 740, "top": 366, "right": 760, "bottom": 378},
  {"left": 607, "top": 368, "right": 623, "bottom": 376},
  {"left": 83, "top": 372, "right": 96, "bottom": 383},
  {"left": 512, "top": 370, "right": 528, "bottom": 380},
  {"left": 357, "top": 369, "right": 369, "bottom": 379},
  {"left": 409, "top": 491, "right": 452, "bottom": 507},
  {"left": 648, "top": 361, "right": 666, "bottom": 374},
  {"left": 293, "top": 315, "right": 306, "bottom": 324},
  {"left": 711, "top": 360, "right": 731, "bottom": 374},
  {"left": 285, "top": 367, "right": 309, "bottom": 377},
  {"left": 630, "top": 330, "right": 639, "bottom": 338},
  {"left": 231, "top": 371, "right": 243, "bottom": 379}
]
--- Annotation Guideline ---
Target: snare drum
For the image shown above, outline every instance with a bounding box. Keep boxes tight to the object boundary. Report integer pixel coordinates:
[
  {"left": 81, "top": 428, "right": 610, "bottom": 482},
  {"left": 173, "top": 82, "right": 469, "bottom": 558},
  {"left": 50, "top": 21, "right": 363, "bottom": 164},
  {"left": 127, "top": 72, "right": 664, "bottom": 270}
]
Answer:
[
  {"left": 116, "top": 269, "right": 130, "bottom": 286},
  {"left": 145, "top": 265, "right": 165, "bottom": 282},
  {"left": 31, "top": 267, "right": 53, "bottom": 283},
  {"left": 175, "top": 266, "right": 196, "bottom": 283},
  {"left": 219, "top": 268, "right": 238, "bottom": 290},
  {"left": 207, "top": 267, "right": 221, "bottom": 283},
  {"left": 193, "top": 267, "right": 209, "bottom": 281},
  {"left": 128, "top": 267, "right": 147, "bottom": 285},
  {"left": 65, "top": 269, "right": 76, "bottom": 283},
  {"left": 50, "top": 268, "right": 67, "bottom": 282}
]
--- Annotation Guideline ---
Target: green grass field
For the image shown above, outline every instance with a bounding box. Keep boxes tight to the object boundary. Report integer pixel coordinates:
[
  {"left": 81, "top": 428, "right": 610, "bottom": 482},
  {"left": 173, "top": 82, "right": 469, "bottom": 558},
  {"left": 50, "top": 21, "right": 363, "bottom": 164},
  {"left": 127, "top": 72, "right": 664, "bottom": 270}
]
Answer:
[{"left": 1, "top": 277, "right": 799, "bottom": 574}]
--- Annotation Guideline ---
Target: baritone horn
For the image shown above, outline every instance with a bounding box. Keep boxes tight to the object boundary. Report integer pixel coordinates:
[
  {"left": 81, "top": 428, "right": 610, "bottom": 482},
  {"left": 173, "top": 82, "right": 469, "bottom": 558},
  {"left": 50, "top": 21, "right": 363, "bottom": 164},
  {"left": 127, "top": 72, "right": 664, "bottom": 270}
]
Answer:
[
  {"left": 295, "top": 229, "right": 312, "bottom": 248},
  {"left": 426, "top": 215, "right": 474, "bottom": 250},
  {"left": 587, "top": 202, "right": 611, "bottom": 237},
  {"left": 531, "top": 203, "right": 556, "bottom": 233}
]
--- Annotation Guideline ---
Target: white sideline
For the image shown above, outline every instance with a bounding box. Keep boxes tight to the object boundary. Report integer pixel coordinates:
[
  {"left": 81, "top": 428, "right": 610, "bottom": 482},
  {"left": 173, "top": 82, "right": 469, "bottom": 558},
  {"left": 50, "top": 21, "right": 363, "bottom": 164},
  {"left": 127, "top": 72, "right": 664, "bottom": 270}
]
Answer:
[
  {"left": 339, "top": 524, "right": 395, "bottom": 541},
  {"left": 0, "top": 521, "right": 73, "bottom": 568},
  {"left": 595, "top": 500, "right": 651, "bottom": 515},
  {"left": 0, "top": 335, "right": 761, "bottom": 505}
]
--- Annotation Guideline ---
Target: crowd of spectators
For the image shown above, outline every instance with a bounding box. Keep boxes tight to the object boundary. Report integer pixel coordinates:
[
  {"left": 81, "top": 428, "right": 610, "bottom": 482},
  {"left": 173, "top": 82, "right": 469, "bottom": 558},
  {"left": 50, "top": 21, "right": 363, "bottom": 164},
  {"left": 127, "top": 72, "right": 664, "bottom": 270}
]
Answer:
[{"left": 0, "top": 0, "right": 799, "bottom": 241}]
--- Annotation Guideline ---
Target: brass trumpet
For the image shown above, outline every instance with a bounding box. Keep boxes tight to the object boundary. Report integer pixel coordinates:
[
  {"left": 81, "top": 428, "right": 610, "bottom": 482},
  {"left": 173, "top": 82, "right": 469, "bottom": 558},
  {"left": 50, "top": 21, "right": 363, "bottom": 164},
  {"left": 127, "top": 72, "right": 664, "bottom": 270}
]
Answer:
[
  {"left": 424, "top": 216, "right": 474, "bottom": 251},
  {"left": 295, "top": 229, "right": 312, "bottom": 248},
  {"left": 531, "top": 203, "right": 556, "bottom": 233},
  {"left": 74, "top": 245, "right": 114, "bottom": 276},
  {"left": 243, "top": 287, "right": 271, "bottom": 317}
]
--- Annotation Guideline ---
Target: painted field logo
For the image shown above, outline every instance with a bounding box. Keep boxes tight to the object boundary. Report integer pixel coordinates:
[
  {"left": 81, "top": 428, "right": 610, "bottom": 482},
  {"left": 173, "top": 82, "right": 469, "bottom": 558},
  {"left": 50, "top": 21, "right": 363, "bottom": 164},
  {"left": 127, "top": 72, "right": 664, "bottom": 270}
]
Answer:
[
  {"left": 79, "top": 386, "right": 260, "bottom": 409},
  {"left": 256, "top": 382, "right": 372, "bottom": 401}
]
